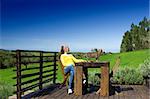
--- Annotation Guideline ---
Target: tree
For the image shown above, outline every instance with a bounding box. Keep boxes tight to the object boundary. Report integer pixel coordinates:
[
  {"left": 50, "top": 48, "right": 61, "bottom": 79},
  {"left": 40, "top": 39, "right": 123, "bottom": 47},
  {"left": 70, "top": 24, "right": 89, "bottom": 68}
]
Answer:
[
  {"left": 0, "top": 50, "right": 15, "bottom": 69},
  {"left": 120, "top": 17, "right": 150, "bottom": 52}
]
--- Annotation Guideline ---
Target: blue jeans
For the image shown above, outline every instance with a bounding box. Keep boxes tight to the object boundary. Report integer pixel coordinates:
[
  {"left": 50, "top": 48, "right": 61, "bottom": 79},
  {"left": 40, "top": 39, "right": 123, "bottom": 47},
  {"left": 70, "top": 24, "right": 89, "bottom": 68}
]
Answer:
[{"left": 64, "top": 64, "right": 74, "bottom": 89}]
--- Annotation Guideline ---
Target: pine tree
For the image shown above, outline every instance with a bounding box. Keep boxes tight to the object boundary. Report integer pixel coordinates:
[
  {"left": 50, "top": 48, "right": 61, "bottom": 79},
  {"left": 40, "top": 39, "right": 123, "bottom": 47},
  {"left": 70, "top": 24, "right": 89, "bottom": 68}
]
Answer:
[{"left": 120, "top": 17, "right": 150, "bottom": 52}]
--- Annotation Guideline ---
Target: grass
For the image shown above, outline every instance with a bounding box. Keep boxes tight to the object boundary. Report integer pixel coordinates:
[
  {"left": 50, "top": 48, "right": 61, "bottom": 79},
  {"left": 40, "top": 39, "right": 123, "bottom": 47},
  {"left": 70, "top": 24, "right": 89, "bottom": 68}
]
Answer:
[
  {"left": 0, "top": 80, "right": 15, "bottom": 99},
  {"left": 0, "top": 62, "right": 59, "bottom": 98},
  {"left": 100, "top": 49, "right": 150, "bottom": 69},
  {"left": 0, "top": 49, "right": 149, "bottom": 98},
  {"left": 0, "top": 68, "right": 15, "bottom": 99}
]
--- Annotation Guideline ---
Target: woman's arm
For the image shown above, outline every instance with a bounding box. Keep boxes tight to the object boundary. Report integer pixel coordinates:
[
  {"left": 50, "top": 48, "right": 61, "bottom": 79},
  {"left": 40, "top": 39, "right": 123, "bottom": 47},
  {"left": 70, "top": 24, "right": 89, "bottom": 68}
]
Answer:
[{"left": 71, "top": 54, "right": 86, "bottom": 63}]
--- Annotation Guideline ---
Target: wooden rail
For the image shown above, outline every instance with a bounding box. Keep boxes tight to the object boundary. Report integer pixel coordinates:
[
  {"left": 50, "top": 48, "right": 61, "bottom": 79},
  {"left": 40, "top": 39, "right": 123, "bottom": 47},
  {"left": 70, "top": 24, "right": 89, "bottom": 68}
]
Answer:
[{"left": 13, "top": 50, "right": 58, "bottom": 99}]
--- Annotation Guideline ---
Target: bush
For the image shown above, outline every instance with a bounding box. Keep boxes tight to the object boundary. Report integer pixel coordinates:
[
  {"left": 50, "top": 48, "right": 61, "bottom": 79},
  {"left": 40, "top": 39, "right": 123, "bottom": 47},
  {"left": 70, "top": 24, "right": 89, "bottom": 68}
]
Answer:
[
  {"left": 0, "top": 50, "right": 15, "bottom": 69},
  {"left": 88, "top": 72, "right": 100, "bottom": 86},
  {"left": 140, "top": 57, "right": 150, "bottom": 77},
  {"left": 112, "top": 67, "right": 143, "bottom": 84},
  {"left": 0, "top": 80, "right": 15, "bottom": 99}
]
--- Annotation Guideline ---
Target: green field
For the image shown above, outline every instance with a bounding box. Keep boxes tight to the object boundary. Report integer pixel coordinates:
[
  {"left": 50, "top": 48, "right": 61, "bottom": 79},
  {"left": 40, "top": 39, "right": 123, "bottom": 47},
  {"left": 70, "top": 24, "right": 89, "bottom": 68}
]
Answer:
[
  {"left": 100, "top": 49, "right": 150, "bottom": 69},
  {"left": 0, "top": 49, "right": 149, "bottom": 98}
]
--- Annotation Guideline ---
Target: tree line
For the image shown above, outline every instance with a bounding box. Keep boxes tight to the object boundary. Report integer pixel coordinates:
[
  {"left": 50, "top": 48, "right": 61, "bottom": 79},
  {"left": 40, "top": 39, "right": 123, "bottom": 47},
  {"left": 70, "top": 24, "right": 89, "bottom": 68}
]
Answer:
[
  {"left": 0, "top": 50, "right": 53, "bottom": 69},
  {"left": 120, "top": 17, "right": 150, "bottom": 52}
]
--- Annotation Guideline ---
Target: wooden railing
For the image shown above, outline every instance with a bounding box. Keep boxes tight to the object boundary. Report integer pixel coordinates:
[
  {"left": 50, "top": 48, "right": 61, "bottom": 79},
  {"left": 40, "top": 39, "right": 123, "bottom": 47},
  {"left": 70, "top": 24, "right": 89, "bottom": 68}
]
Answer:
[{"left": 13, "top": 50, "right": 58, "bottom": 99}]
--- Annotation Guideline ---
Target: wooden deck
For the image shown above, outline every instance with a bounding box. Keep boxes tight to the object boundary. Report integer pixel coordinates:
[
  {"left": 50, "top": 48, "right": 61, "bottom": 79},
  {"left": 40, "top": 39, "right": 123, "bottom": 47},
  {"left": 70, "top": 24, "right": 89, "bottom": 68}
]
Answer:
[{"left": 22, "top": 84, "right": 149, "bottom": 99}]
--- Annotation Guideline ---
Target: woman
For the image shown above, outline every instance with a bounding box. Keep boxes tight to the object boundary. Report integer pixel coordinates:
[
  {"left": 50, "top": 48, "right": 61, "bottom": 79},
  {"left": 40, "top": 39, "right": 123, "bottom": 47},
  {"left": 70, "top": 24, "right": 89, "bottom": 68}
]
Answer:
[{"left": 60, "top": 46, "right": 86, "bottom": 94}]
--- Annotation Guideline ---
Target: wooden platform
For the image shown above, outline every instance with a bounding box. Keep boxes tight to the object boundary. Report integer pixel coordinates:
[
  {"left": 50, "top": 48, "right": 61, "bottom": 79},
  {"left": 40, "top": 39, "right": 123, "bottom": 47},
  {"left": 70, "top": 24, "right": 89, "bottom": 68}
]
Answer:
[{"left": 22, "top": 84, "right": 149, "bottom": 99}]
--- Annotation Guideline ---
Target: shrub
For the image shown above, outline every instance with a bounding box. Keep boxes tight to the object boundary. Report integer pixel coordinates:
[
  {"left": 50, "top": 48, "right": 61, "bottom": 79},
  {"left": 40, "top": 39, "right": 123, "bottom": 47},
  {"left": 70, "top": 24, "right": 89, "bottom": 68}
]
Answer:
[
  {"left": 0, "top": 80, "right": 15, "bottom": 99},
  {"left": 89, "top": 73, "right": 100, "bottom": 86},
  {"left": 112, "top": 67, "right": 143, "bottom": 84},
  {"left": 0, "top": 50, "right": 15, "bottom": 69},
  {"left": 140, "top": 57, "right": 150, "bottom": 77}
]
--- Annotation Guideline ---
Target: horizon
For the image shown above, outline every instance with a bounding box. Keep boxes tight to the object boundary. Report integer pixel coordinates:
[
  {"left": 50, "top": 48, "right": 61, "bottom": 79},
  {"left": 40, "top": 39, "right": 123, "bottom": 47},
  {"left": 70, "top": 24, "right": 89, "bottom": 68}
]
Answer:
[{"left": 1, "top": 0, "right": 149, "bottom": 52}]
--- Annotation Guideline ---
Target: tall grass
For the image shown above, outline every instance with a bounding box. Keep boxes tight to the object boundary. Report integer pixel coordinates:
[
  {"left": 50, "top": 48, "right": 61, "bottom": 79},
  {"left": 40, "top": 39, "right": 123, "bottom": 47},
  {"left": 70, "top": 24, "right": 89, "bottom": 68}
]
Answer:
[{"left": 0, "top": 79, "right": 15, "bottom": 99}]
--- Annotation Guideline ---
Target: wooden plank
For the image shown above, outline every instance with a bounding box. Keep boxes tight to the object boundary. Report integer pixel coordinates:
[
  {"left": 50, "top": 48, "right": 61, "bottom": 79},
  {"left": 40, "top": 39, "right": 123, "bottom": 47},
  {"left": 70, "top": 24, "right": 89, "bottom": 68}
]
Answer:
[
  {"left": 42, "top": 74, "right": 54, "bottom": 79},
  {"left": 21, "top": 55, "right": 40, "bottom": 57},
  {"left": 142, "top": 86, "right": 149, "bottom": 99},
  {"left": 41, "top": 85, "right": 59, "bottom": 97},
  {"left": 20, "top": 61, "right": 40, "bottom": 64},
  {"left": 15, "top": 77, "right": 39, "bottom": 86},
  {"left": 42, "top": 51, "right": 58, "bottom": 53},
  {"left": 93, "top": 94, "right": 99, "bottom": 99},
  {"left": 42, "top": 64, "right": 55, "bottom": 69},
  {"left": 37, "top": 85, "right": 61, "bottom": 99},
  {"left": 131, "top": 85, "right": 139, "bottom": 99},
  {"left": 124, "top": 85, "right": 130, "bottom": 99},
  {"left": 13, "top": 72, "right": 40, "bottom": 79},
  {"left": 42, "top": 55, "right": 56, "bottom": 57},
  {"left": 43, "top": 60, "right": 56, "bottom": 63},
  {"left": 135, "top": 85, "right": 142, "bottom": 99},
  {"left": 84, "top": 68, "right": 88, "bottom": 93},
  {"left": 23, "top": 84, "right": 149, "bottom": 99},
  {"left": 75, "top": 61, "right": 109, "bottom": 67},
  {"left": 20, "top": 72, "right": 40, "bottom": 78},
  {"left": 53, "top": 52, "right": 57, "bottom": 84},
  {"left": 21, "top": 83, "right": 39, "bottom": 93},
  {"left": 16, "top": 50, "right": 22, "bottom": 99},
  {"left": 100, "top": 62, "right": 109, "bottom": 96},
  {"left": 65, "top": 94, "right": 76, "bottom": 99},
  {"left": 14, "top": 50, "right": 58, "bottom": 53},
  {"left": 113, "top": 94, "right": 119, "bottom": 99},
  {"left": 74, "top": 66, "right": 83, "bottom": 95},
  {"left": 81, "top": 94, "right": 89, "bottom": 99},
  {"left": 55, "top": 88, "right": 67, "bottom": 99},
  {"left": 76, "top": 95, "right": 84, "bottom": 99},
  {"left": 138, "top": 85, "right": 148, "bottom": 99},
  {"left": 42, "top": 78, "right": 54, "bottom": 84},
  {"left": 16, "top": 49, "right": 41, "bottom": 52},
  {"left": 39, "top": 51, "right": 43, "bottom": 90},
  {"left": 87, "top": 93, "right": 96, "bottom": 99},
  {"left": 20, "top": 66, "right": 40, "bottom": 71},
  {"left": 42, "top": 69, "right": 58, "bottom": 74},
  {"left": 48, "top": 87, "right": 66, "bottom": 98}
]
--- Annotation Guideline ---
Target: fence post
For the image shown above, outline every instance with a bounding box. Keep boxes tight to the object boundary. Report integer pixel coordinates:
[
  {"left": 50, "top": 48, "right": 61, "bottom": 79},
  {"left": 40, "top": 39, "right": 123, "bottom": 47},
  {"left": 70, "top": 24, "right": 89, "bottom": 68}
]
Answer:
[
  {"left": 16, "top": 50, "right": 21, "bottom": 99},
  {"left": 100, "top": 62, "right": 110, "bottom": 96},
  {"left": 53, "top": 52, "right": 57, "bottom": 84},
  {"left": 39, "top": 51, "right": 43, "bottom": 90}
]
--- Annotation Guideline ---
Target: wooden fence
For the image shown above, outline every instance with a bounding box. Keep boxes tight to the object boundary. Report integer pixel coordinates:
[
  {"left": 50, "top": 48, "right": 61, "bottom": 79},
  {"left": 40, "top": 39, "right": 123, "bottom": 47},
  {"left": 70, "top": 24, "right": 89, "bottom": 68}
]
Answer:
[{"left": 13, "top": 50, "right": 58, "bottom": 99}]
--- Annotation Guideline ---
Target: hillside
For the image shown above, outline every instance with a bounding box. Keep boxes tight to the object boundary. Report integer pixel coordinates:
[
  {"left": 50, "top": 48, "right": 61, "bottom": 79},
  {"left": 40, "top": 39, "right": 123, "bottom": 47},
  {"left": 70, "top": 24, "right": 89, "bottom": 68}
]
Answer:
[{"left": 99, "top": 49, "right": 150, "bottom": 70}]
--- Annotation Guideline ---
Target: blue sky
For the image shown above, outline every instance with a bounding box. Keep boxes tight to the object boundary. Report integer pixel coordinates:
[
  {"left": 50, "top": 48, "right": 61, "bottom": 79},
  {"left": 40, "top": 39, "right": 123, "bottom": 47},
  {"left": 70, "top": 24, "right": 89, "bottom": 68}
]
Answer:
[{"left": 1, "top": 0, "right": 149, "bottom": 52}]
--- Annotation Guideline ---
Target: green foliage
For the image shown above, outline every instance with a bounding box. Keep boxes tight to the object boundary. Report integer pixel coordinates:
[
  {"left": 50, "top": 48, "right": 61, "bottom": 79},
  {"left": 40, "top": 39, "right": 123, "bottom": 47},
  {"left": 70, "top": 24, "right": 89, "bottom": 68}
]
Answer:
[
  {"left": 0, "top": 50, "right": 55, "bottom": 69},
  {"left": 0, "top": 50, "right": 15, "bottom": 69},
  {"left": 140, "top": 57, "right": 150, "bottom": 77},
  {"left": 88, "top": 72, "right": 100, "bottom": 86},
  {"left": 112, "top": 67, "right": 143, "bottom": 84},
  {"left": 0, "top": 80, "right": 15, "bottom": 99},
  {"left": 120, "top": 17, "right": 150, "bottom": 52}
]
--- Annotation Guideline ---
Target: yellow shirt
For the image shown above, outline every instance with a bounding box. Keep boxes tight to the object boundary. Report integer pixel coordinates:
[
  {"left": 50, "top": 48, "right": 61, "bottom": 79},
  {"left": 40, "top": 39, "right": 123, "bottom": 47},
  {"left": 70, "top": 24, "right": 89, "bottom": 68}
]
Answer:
[{"left": 60, "top": 53, "right": 86, "bottom": 67}]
